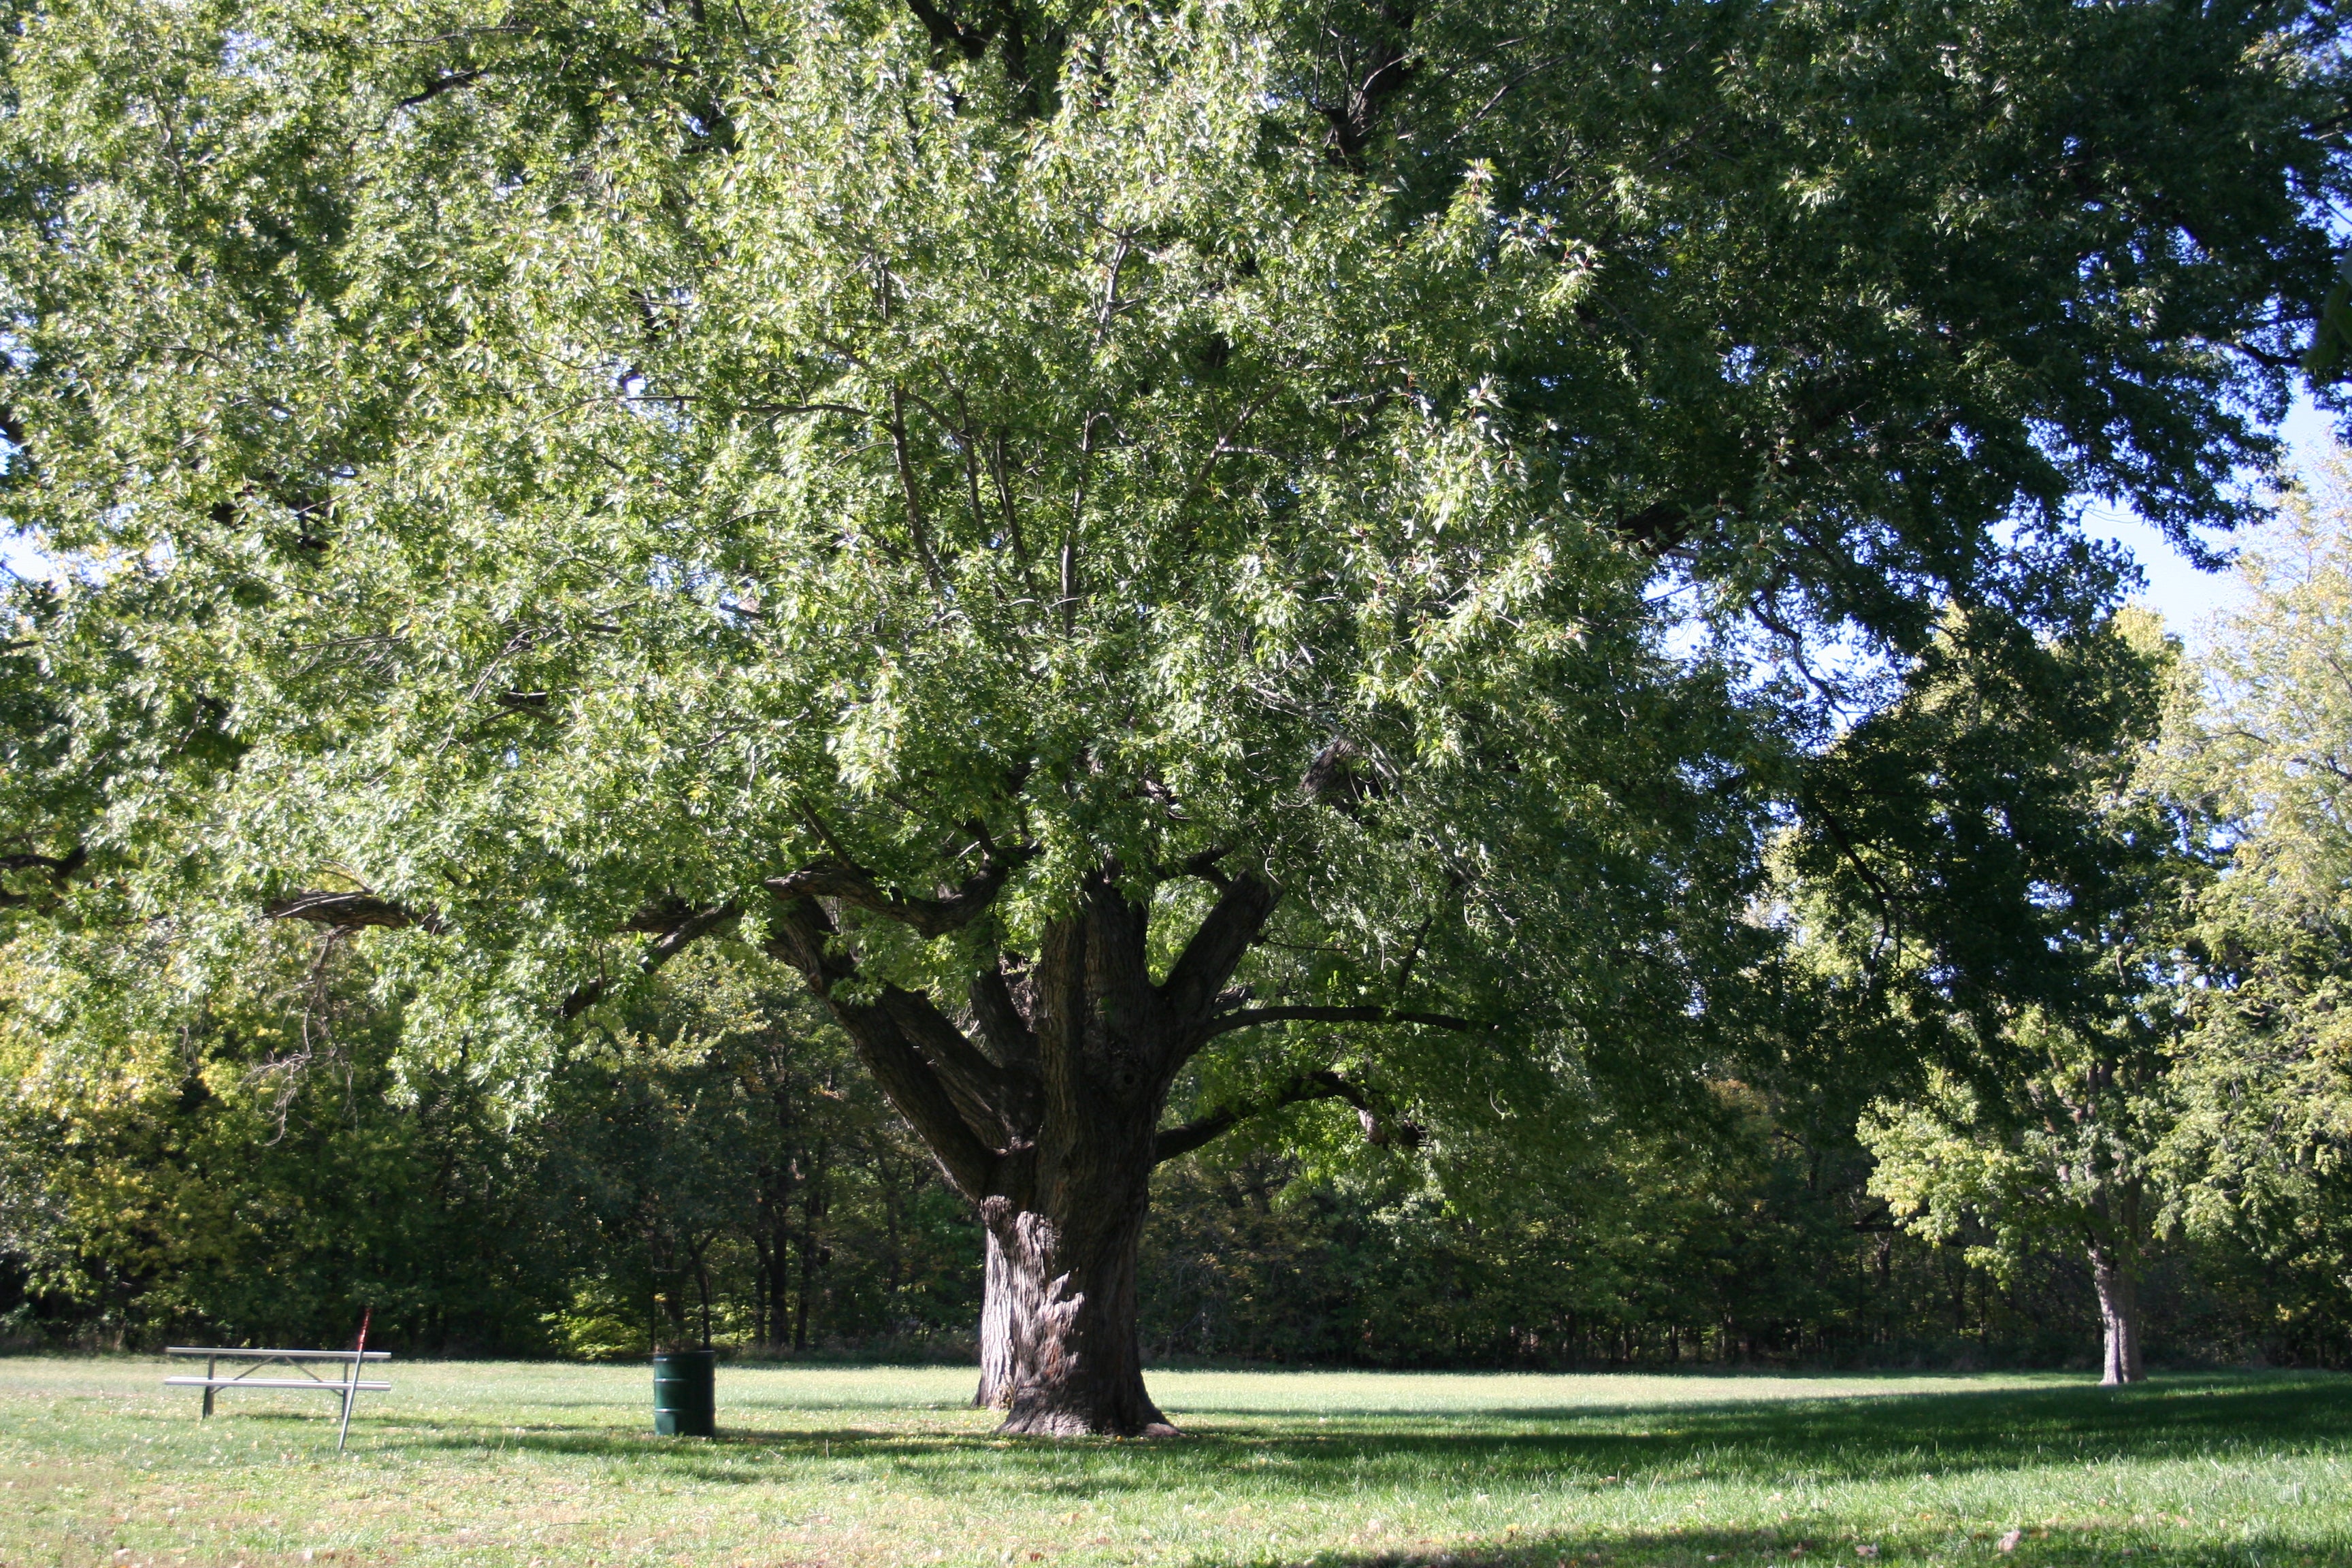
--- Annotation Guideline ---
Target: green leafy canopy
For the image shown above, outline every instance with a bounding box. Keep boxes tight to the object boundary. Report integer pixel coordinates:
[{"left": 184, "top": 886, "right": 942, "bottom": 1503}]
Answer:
[{"left": 1, "top": 0, "right": 2341, "bottom": 1127}]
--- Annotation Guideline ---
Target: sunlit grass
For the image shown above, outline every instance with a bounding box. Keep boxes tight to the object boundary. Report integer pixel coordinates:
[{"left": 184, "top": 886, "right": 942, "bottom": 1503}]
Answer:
[{"left": 0, "top": 1356, "right": 2345, "bottom": 1567}]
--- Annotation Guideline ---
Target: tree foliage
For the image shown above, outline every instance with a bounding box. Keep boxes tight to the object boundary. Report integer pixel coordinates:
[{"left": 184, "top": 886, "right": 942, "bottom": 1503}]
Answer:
[
  {"left": 0, "top": 920, "right": 560, "bottom": 1344},
  {"left": 2158, "top": 455, "right": 2352, "bottom": 1334},
  {"left": 3, "top": 0, "right": 2337, "bottom": 1097}
]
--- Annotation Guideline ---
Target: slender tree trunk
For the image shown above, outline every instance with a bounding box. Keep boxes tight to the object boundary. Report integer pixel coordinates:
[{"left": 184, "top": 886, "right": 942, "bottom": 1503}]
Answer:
[
  {"left": 878, "top": 1147, "right": 906, "bottom": 1305},
  {"left": 659, "top": 1288, "right": 687, "bottom": 1348},
  {"left": 2090, "top": 1240, "right": 2142, "bottom": 1385},
  {"left": 770, "top": 1194, "right": 794, "bottom": 1351},
  {"left": 751, "top": 1238, "right": 770, "bottom": 1346},
  {"left": 793, "top": 1224, "right": 814, "bottom": 1352}
]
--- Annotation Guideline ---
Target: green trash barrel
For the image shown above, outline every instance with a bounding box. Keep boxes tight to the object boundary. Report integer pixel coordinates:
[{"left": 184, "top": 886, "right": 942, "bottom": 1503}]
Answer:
[{"left": 651, "top": 1349, "right": 716, "bottom": 1437}]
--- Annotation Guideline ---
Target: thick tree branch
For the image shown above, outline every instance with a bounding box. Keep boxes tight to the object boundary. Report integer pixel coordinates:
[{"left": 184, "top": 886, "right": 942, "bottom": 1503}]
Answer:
[
  {"left": 0, "top": 845, "right": 86, "bottom": 909},
  {"left": 764, "top": 896, "right": 999, "bottom": 1197},
  {"left": 1197, "top": 1003, "right": 1483, "bottom": 1042},
  {"left": 764, "top": 843, "right": 1030, "bottom": 939},
  {"left": 395, "top": 69, "right": 484, "bottom": 110},
  {"left": 1156, "top": 870, "right": 1279, "bottom": 1035},
  {"left": 0, "top": 848, "right": 82, "bottom": 875},
  {"left": 1152, "top": 1105, "right": 1248, "bottom": 1163},
  {"left": 266, "top": 890, "right": 437, "bottom": 932},
  {"left": 882, "top": 982, "right": 1036, "bottom": 1145},
  {"left": 1154, "top": 1068, "right": 1422, "bottom": 1163},
  {"left": 1615, "top": 500, "right": 1691, "bottom": 556},
  {"left": 1172, "top": 845, "right": 1233, "bottom": 889},
  {"left": 1316, "top": 2, "right": 1420, "bottom": 171}
]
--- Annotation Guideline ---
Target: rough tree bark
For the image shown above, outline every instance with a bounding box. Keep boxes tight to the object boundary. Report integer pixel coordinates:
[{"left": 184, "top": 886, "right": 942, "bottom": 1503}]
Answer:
[
  {"left": 975, "top": 1228, "right": 1020, "bottom": 1410},
  {"left": 2081, "top": 1125, "right": 2146, "bottom": 1388}
]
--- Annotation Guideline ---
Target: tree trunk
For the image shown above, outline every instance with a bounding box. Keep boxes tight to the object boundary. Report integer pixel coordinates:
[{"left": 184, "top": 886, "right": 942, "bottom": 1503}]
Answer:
[
  {"left": 2091, "top": 1241, "right": 2142, "bottom": 1385},
  {"left": 975, "top": 1230, "right": 1016, "bottom": 1408},
  {"left": 763, "top": 864, "right": 1284, "bottom": 1437},
  {"left": 962, "top": 884, "right": 1183, "bottom": 1435},
  {"left": 977, "top": 1188, "right": 1171, "bottom": 1436},
  {"left": 694, "top": 1241, "right": 713, "bottom": 1349},
  {"left": 968, "top": 1045, "right": 1173, "bottom": 1436}
]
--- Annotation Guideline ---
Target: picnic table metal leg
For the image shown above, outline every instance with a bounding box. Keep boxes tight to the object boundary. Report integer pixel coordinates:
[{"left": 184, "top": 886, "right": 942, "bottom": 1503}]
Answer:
[
  {"left": 336, "top": 1309, "right": 372, "bottom": 1454},
  {"left": 202, "top": 1355, "right": 214, "bottom": 1420},
  {"left": 337, "top": 1355, "right": 359, "bottom": 1452}
]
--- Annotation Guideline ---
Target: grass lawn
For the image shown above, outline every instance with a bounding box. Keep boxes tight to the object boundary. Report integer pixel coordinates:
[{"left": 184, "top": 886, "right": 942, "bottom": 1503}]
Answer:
[{"left": 0, "top": 1358, "right": 2344, "bottom": 1568}]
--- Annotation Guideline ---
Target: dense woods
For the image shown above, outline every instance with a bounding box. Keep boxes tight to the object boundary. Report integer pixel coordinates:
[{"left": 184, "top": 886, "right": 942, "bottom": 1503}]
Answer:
[{"left": 3, "top": 0, "right": 2351, "bottom": 1423}]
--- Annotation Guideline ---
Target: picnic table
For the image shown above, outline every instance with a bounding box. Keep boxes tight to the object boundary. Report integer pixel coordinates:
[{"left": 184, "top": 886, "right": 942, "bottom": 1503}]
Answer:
[{"left": 164, "top": 1346, "right": 391, "bottom": 1450}]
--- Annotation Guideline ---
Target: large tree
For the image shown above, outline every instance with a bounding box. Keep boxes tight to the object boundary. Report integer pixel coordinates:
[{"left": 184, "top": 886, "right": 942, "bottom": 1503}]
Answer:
[
  {"left": 1, "top": 0, "right": 2341, "bottom": 1432},
  {"left": 1791, "top": 608, "right": 2200, "bottom": 1384},
  {"left": 2158, "top": 449, "right": 2352, "bottom": 1348}
]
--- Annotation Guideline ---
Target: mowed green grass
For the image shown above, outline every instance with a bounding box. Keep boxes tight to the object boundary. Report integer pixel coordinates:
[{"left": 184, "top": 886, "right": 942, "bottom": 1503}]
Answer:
[{"left": 0, "top": 1358, "right": 2345, "bottom": 1568}]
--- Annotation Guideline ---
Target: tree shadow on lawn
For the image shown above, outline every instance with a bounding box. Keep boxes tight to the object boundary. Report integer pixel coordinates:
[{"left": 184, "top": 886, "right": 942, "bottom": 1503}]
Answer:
[
  {"left": 1253, "top": 1522, "right": 2338, "bottom": 1567},
  {"left": 367, "top": 1418, "right": 982, "bottom": 1482},
  {"left": 340, "top": 1373, "right": 2352, "bottom": 1497},
  {"left": 916, "top": 1374, "right": 2352, "bottom": 1501},
  {"left": 1163, "top": 1373, "right": 2352, "bottom": 1476}
]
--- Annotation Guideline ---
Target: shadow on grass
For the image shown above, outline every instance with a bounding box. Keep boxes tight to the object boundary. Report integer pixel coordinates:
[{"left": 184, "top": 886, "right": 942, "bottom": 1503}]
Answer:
[
  {"left": 370, "top": 1420, "right": 958, "bottom": 1482},
  {"left": 319, "top": 1372, "right": 2352, "bottom": 1499},
  {"left": 1172, "top": 1371, "right": 2352, "bottom": 1476},
  {"left": 1265, "top": 1522, "right": 2340, "bottom": 1566}
]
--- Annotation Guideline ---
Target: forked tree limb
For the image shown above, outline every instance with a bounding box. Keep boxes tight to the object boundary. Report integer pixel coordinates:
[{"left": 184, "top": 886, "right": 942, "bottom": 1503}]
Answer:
[
  {"left": 763, "top": 894, "right": 1002, "bottom": 1198},
  {"left": 1155, "top": 871, "right": 1280, "bottom": 1041},
  {"left": 1153, "top": 1068, "right": 1420, "bottom": 1163},
  {"left": 882, "top": 982, "right": 1037, "bottom": 1144}
]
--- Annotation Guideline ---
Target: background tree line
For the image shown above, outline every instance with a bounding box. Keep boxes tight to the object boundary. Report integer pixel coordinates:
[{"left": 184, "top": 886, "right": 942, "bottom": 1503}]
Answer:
[
  {"left": 0, "top": 938, "right": 2338, "bottom": 1372},
  {"left": 9, "top": 445, "right": 2352, "bottom": 1373}
]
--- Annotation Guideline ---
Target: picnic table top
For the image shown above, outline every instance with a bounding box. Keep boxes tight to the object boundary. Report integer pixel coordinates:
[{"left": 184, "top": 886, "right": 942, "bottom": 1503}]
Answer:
[
  {"left": 165, "top": 1346, "right": 391, "bottom": 1361},
  {"left": 164, "top": 1375, "right": 393, "bottom": 1390}
]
